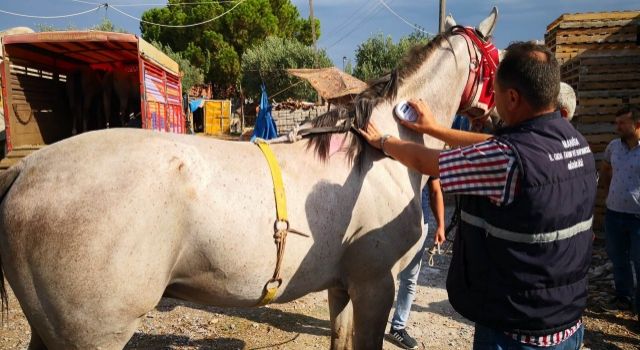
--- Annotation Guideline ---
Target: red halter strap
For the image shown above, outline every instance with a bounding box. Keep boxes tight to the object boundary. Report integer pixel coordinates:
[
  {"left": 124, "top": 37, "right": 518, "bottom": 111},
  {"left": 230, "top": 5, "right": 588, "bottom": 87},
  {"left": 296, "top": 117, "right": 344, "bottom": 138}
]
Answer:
[{"left": 452, "top": 26, "right": 499, "bottom": 119}]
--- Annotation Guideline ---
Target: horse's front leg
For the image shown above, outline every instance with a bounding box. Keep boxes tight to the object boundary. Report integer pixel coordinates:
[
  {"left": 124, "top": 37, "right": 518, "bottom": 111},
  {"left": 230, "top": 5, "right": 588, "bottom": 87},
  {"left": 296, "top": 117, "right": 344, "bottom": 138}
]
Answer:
[
  {"left": 328, "top": 287, "right": 354, "bottom": 350},
  {"left": 350, "top": 276, "right": 395, "bottom": 349}
]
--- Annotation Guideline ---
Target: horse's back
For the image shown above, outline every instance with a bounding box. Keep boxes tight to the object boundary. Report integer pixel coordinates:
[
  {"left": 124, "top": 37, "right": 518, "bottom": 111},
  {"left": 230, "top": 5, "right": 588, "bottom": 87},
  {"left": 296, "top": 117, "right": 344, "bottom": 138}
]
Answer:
[{"left": 0, "top": 129, "right": 320, "bottom": 304}]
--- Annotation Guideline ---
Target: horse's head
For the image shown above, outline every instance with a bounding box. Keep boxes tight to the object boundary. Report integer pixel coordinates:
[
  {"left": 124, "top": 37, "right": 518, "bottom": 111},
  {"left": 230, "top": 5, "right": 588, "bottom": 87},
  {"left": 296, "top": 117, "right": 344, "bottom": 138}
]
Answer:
[{"left": 307, "top": 7, "right": 500, "bottom": 166}]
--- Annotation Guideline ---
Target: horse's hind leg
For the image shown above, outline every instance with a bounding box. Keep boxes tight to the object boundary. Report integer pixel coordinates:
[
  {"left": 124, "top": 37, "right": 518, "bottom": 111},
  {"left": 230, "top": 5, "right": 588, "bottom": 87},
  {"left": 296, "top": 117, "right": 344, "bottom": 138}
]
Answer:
[
  {"left": 350, "top": 278, "right": 395, "bottom": 350},
  {"left": 328, "top": 287, "right": 353, "bottom": 350},
  {"left": 27, "top": 326, "right": 47, "bottom": 350}
]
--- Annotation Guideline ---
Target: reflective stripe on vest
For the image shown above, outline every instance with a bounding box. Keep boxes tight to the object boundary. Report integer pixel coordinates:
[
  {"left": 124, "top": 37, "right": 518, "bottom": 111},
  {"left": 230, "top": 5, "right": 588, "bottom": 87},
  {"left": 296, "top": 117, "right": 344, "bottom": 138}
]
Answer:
[{"left": 461, "top": 210, "right": 593, "bottom": 243}]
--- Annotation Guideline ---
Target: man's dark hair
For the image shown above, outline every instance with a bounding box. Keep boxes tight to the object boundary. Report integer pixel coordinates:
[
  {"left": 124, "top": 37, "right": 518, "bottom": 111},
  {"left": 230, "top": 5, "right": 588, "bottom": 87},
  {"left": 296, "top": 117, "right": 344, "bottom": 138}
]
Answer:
[
  {"left": 615, "top": 104, "right": 640, "bottom": 122},
  {"left": 497, "top": 41, "right": 560, "bottom": 111}
]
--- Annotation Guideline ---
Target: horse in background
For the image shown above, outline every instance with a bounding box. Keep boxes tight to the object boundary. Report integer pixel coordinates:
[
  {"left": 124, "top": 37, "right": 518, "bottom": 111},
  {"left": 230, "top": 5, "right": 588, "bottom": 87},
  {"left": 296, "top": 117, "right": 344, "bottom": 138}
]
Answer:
[
  {"left": 0, "top": 26, "right": 34, "bottom": 40},
  {"left": 66, "top": 63, "right": 141, "bottom": 134},
  {"left": 103, "top": 63, "right": 141, "bottom": 128},
  {"left": 65, "top": 67, "right": 105, "bottom": 135}
]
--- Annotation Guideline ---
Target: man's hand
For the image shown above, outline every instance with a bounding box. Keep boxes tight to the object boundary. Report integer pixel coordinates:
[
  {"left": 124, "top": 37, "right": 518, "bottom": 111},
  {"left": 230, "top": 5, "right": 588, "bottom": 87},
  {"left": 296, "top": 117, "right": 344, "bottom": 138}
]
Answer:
[
  {"left": 358, "top": 122, "right": 383, "bottom": 150},
  {"left": 396, "top": 99, "right": 441, "bottom": 135},
  {"left": 433, "top": 225, "right": 446, "bottom": 245}
]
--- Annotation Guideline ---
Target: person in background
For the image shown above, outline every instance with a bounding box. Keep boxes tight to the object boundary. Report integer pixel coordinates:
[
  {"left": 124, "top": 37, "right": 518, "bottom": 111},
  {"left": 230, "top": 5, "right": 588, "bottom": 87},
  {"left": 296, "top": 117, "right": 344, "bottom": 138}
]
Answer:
[
  {"left": 388, "top": 177, "right": 446, "bottom": 349},
  {"left": 558, "top": 82, "right": 576, "bottom": 121},
  {"left": 451, "top": 114, "right": 471, "bottom": 131},
  {"left": 599, "top": 105, "right": 640, "bottom": 322},
  {"left": 360, "top": 41, "right": 596, "bottom": 349}
]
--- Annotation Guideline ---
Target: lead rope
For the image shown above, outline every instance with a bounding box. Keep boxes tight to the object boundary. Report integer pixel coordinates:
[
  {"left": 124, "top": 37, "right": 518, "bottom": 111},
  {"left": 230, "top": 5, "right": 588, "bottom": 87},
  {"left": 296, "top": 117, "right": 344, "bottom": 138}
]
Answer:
[
  {"left": 426, "top": 193, "right": 462, "bottom": 267},
  {"left": 427, "top": 243, "right": 441, "bottom": 267}
]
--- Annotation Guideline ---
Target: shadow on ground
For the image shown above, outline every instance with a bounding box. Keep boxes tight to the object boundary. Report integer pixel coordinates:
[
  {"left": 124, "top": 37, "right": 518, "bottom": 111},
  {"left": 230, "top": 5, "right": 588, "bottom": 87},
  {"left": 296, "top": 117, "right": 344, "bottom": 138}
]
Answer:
[{"left": 155, "top": 297, "right": 331, "bottom": 337}]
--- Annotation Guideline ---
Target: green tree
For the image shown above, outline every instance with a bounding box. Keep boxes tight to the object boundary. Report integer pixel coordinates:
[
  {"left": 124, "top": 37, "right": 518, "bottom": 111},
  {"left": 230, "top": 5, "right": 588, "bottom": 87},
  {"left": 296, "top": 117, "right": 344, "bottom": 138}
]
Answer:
[
  {"left": 36, "top": 19, "right": 128, "bottom": 33},
  {"left": 140, "top": 0, "right": 318, "bottom": 90},
  {"left": 353, "top": 30, "right": 431, "bottom": 81},
  {"left": 241, "top": 36, "right": 332, "bottom": 101},
  {"left": 344, "top": 59, "right": 354, "bottom": 75},
  {"left": 151, "top": 41, "right": 204, "bottom": 93}
]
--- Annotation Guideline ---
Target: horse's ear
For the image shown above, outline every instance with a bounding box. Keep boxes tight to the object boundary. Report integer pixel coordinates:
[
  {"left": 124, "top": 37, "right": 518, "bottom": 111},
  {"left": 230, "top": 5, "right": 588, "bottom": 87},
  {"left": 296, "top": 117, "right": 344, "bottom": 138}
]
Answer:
[
  {"left": 444, "top": 14, "right": 457, "bottom": 31},
  {"left": 477, "top": 7, "right": 498, "bottom": 39}
]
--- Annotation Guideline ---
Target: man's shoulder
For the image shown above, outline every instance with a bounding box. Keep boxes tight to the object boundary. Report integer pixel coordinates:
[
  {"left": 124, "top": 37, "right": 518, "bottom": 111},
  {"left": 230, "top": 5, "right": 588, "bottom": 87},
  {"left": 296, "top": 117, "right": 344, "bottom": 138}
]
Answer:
[{"left": 606, "top": 138, "right": 623, "bottom": 150}]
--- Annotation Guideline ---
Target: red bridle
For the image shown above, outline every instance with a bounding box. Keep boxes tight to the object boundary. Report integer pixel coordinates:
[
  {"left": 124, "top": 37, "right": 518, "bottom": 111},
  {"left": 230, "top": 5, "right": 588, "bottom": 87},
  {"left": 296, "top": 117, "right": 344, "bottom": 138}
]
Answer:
[{"left": 452, "top": 26, "right": 499, "bottom": 120}]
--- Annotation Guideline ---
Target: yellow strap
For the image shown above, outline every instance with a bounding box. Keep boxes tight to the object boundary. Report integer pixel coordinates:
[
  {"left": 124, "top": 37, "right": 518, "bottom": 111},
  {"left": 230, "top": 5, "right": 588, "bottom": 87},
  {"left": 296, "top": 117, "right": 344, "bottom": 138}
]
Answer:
[
  {"left": 256, "top": 282, "right": 279, "bottom": 306},
  {"left": 254, "top": 139, "right": 288, "bottom": 222},
  {"left": 254, "top": 139, "right": 288, "bottom": 306}
]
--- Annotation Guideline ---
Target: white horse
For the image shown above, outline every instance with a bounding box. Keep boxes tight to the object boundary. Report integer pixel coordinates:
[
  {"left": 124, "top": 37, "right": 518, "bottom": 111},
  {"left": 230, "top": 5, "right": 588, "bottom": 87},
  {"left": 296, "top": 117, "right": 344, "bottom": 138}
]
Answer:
[{"left": 0, "top": 9, "right": 498, "bottom": 350}]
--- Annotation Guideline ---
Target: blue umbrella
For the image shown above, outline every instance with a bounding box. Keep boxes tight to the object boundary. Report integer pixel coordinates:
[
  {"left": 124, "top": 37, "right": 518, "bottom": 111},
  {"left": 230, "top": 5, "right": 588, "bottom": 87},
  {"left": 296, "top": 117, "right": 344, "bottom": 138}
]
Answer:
[{"left": 251, "top": 84, "right": 278, "bottom": 141}]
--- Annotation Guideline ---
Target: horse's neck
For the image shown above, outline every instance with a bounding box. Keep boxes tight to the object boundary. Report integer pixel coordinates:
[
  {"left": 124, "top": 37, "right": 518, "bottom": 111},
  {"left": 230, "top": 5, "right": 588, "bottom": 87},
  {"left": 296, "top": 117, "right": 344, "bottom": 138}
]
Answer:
[{"left": 372, "top": 36, "right": 470, "bottom": 149}]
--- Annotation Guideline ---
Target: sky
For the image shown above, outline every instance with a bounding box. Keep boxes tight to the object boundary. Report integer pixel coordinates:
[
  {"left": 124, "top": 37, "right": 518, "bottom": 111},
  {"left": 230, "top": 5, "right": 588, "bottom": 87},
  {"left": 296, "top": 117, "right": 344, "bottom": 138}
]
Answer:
[{"left": 0, "top": 0, "right": 638, "bottom": 67}]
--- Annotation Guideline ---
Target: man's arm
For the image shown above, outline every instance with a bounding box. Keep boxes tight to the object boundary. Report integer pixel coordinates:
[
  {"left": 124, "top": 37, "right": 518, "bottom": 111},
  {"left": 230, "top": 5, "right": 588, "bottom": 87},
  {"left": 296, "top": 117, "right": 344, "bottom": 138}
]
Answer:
[
  {"left": 399, "top": 99, "right": 492, "bottom": 147},
  {"left": 427, "top": 178, "right": 446, "bottom": 245},
  {"left": 600, "top": 161, "right": 612, "bottom": 194},
  {"left": 420, "top": 124, "right": 492, "bottom": 148},
  {"left": 600, "top": 142, "right": 613, "bottom": 194},
  {"left": 357, "top": 122, "right": 440, "bottom": 177}
]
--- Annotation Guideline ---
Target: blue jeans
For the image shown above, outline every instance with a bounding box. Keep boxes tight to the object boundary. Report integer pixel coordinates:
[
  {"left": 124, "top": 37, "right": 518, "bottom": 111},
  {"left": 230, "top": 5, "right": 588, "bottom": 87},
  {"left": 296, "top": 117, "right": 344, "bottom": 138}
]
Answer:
[
  {"left": 473, "top": 323, "right": 584, "bottom": 350},
  {"left": 391, "top": 223, "right": 430, "bottom": 330},
  {"left": 605, "top": 209, "right": 640, "bottom": 314}
]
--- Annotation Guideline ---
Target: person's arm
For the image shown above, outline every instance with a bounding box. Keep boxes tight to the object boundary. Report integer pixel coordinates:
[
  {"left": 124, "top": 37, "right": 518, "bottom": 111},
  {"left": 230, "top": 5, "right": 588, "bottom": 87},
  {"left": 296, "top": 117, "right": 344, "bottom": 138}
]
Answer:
[
  {"left": 397, "top": 99, "right": 492, "bottom": 147},
  {"left": 359, "top": 122, "right": 520, "bottom": 206},
  {"left": 600, "top": 161, "right": 612, "bottom": 194},
  {"left": 427, "top": 178, "right": 446, "bottom": 245},
  {"left": 358, "top": 122, "right": 441, "bottom": 177},
  {"left": 600, "top": 143, "right": 613, "bottom": 194}
]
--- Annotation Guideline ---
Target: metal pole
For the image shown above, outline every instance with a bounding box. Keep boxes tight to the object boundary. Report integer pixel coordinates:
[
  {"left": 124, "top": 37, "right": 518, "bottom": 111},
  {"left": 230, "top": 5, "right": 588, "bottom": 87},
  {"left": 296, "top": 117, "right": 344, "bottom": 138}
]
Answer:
[
  {"left": 309, "top": 0, "right": 317, "bottom": 52},
  {"left": 438, "top": 0, "right": 446, "bottom": 33},
  {"left": 309, "top": 0, "right": 322, "bottom": 105}
]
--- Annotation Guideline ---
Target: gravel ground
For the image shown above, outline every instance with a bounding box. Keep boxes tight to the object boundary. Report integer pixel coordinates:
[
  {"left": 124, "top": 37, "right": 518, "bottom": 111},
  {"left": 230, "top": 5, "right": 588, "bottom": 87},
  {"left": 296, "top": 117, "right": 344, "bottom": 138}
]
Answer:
[{"left": 1, "top": 243, "right": 638, "bottom": 349}]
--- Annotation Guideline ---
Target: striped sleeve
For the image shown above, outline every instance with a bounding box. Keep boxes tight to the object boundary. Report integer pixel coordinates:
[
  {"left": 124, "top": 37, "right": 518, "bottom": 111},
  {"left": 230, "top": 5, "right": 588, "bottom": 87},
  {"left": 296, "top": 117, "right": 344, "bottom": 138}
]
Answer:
[{"left": 438, "top": 138, "right": 520, "bottom": 206}]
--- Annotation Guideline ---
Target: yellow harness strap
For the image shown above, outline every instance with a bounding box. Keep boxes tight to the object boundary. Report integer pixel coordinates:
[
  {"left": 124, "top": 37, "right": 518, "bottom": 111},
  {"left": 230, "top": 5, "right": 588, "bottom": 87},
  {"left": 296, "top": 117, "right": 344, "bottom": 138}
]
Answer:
[{"left": 254, "top": 139, "right": 289, "bottom": 306}]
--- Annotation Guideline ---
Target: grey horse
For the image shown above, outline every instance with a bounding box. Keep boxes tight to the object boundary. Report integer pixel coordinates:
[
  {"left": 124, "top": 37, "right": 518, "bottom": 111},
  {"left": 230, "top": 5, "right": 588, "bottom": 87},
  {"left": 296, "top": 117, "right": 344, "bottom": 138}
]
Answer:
[{"left": 0, "top": 9, "right": 498, "bottom": 350}]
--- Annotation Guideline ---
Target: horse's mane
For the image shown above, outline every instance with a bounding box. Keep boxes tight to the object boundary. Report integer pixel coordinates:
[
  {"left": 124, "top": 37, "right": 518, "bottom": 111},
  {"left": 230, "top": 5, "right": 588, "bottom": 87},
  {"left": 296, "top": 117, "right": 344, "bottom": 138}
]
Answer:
[{"left": 306, "top": 31, "right": 454, "bottom": 169}]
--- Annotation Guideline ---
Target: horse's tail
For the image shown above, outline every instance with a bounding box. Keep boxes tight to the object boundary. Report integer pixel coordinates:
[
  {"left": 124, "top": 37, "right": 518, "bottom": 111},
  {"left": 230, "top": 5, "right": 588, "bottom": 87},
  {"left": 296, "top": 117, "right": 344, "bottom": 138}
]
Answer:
[{"left": 0, "top": 162, "right": 23, "bottom": 322}]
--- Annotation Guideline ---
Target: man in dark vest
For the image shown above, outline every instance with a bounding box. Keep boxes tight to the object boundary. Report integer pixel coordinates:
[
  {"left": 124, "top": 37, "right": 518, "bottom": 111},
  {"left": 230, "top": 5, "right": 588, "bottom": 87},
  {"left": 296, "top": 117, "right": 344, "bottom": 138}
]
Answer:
[{"left": 359, "top": 42, "right": 597, "bottom": 349}]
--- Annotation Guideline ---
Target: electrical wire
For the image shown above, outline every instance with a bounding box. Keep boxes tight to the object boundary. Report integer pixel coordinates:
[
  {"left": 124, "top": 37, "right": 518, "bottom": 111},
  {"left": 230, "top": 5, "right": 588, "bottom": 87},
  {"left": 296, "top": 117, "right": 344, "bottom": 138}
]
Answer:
[
  {"left": 378, "top": 0, "right": 432, "bottom": 35},
  {"left": 321, "top": 0, "right": 376, "bottom": 41},
  {"left": 109, "top": 0, "right": 248, "bottom": 28},
  {"left": 324, "top": 0, "right": 387, "bottom": 50},
  {"left": 0, "top": 4, "right": 104, "bottom": 19},
  {"left": 114, "top": 1, "right": 240, "bottom": 6},
  {"left": 69, "top": 0, "right": 101, "bottom": 5}
]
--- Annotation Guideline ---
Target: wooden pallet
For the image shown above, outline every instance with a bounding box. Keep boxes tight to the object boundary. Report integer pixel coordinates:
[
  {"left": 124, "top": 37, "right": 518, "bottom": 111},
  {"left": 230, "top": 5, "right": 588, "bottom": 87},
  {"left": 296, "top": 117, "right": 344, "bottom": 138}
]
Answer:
[
  {"left": 547, "top": 11, "right": 640, "bottom": 33},
  {"left": 546, "top": 11, "right": 639, "bottom": 64},
  {"left": 545, "top": 10, "right": 639, "bottom": 230}
]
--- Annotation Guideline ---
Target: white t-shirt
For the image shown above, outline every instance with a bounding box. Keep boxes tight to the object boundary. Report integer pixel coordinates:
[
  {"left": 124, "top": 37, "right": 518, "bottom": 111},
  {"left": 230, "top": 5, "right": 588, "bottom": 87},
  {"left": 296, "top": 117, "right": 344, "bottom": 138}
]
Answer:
[{"left": 604, "top": 138, "right": 640, "bottom": 215}]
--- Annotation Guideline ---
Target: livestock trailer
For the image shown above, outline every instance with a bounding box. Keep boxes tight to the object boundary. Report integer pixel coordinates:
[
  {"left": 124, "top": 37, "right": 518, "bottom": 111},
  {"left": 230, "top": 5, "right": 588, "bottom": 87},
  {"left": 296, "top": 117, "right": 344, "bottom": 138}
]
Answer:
[{"left": 0, "top": 31, "right": 184, "bottom": 169}]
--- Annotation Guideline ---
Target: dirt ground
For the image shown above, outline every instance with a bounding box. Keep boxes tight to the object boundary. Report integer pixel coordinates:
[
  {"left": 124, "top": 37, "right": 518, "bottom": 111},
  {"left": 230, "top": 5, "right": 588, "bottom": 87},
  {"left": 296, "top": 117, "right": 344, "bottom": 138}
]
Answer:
[{"left": 1, "top": 239, "right": 638, "bottom": 350}]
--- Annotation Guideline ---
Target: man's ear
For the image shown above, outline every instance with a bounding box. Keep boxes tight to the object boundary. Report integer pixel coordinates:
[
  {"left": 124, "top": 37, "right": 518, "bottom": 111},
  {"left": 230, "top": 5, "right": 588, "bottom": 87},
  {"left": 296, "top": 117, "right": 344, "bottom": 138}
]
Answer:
[
  {"left": 506, "top": 89, "right": 520, "bottom": 112},
  {"left": 560, "top": 108, "right": 568, "bottom": 119}
]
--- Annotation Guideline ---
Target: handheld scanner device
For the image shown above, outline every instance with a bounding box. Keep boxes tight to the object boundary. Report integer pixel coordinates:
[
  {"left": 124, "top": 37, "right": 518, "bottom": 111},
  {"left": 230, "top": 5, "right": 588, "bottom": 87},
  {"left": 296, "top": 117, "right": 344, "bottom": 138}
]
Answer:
[{"left": 394, "top": 100, "right": 418, "bottom": 122}]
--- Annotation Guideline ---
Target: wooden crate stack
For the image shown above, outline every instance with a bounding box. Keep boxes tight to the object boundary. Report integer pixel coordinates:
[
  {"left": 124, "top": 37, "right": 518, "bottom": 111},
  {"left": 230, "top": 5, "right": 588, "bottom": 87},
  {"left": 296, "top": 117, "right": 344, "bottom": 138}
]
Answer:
[{"left": 546, "top": 10, "right": 640, "bottom": 233}]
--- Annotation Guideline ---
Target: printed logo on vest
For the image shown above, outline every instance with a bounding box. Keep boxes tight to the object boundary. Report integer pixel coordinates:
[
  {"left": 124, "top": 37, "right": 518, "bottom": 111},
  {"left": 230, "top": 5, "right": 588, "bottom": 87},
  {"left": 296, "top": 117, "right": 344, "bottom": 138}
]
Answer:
[{"left": 547, "top": 138, "right": 592, "bottom": 170}]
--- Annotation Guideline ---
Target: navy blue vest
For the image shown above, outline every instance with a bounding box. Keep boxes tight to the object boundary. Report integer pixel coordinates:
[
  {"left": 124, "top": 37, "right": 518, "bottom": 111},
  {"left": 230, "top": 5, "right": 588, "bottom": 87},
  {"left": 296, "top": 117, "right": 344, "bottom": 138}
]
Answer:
[{"left": 446, "top": 112, "right": 597, "bottom": 335}]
